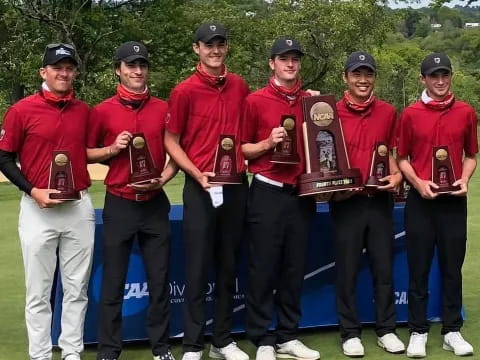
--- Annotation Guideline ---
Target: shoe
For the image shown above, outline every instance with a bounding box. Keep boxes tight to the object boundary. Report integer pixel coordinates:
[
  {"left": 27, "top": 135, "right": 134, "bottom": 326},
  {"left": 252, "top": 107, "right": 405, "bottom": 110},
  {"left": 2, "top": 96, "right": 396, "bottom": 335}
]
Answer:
[
  {"left": 377, "top": 333, "right": 405, "bottom": 354},
  {"left": 406, "top": 332, "right": 428, "bottom": 358},
  {"left": 210, "top": 342, "right": 249, "bottom": 360},
  {"left": 183, "top": 351, "right": 203, "bottom": 360},
  {"left": 276, "top": 340, "right": 320, "bottom": 360},
  {"left": 443, "top": 332, "right": 474, "bottom": 356},
  {"left": 256, "top": 346, "right": 276, "bottom": 360},
  {"left": 155, "top": 350, "right": 176, "bottom": 360},
  {"left": 64, "top": 355, "right": 81, "bottom": 360},
  {"left": 342, "top": 337, "right": 364, "bottom": 358}
]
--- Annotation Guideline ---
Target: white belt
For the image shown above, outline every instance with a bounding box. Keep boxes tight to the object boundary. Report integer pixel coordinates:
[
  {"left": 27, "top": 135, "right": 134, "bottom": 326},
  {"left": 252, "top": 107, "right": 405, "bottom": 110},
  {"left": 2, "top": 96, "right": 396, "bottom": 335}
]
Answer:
[{"left": 254, "top": 174, "right": 284, "bottom": 188}]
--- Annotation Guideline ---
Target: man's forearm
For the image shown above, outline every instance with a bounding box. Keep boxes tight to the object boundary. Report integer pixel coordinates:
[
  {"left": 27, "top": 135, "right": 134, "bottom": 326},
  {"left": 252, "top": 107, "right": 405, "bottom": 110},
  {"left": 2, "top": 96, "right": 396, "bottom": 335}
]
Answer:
[{"left": 0, "top": 150, "right": 33, "bottom": 194}]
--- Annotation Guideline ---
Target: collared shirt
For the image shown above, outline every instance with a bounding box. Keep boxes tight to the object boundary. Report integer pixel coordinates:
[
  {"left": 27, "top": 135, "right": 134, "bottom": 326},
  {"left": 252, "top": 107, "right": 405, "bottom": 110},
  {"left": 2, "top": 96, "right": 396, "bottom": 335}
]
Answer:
[
  {"left": 0, "top": 93, "right": 91, "bottom": 190},
  {"left": 397, "top": 100, "right": 478, "bottom": 180},
  {"left": 166, "top": 72, "right": 249, "bottom": 173}
]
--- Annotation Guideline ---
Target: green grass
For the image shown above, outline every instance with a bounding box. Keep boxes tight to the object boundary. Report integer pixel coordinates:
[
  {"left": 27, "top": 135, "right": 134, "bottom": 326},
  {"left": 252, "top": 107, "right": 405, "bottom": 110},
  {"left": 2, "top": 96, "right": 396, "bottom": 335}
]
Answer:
[{"left": 1, "top": 171, "right": 479, "bottom": 360}]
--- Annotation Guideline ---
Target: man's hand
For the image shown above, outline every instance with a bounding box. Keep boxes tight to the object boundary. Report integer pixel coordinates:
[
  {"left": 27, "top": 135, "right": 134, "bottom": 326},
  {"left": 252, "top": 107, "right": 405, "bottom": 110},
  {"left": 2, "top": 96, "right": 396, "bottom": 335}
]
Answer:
[
  {"left": 377, "top": 172, "right": 403, "bottom": 192},
  {"left": 305, "top": 89, "right": 321, "bottom": 96},
  {"left": 30, "top": 188, "right": 64, "bottom": 208},
  {"left": 451, "top": 178, "right": 468, "bottom": 197},
  {"left": 414, "top": 179, "right": 439, "bottom": 199},
  {"left": 128, "top": 178, "right": 163, "bottom": 192},
  {"left": 266, "top": 127, "right": 287, "bottom": 149},
  {"left": 110, "top": 131, "right": 133, "bottom": 156},
  {"left": 196, "top": 172, "right": 215, "bottom": 191}
]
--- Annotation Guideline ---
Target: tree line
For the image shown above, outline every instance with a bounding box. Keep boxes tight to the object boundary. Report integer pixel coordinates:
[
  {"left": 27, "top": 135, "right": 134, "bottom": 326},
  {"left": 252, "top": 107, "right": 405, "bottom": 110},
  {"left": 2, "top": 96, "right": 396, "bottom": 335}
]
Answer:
[{"left": 0, "top": 0, "right": 479, "bottom": 119}]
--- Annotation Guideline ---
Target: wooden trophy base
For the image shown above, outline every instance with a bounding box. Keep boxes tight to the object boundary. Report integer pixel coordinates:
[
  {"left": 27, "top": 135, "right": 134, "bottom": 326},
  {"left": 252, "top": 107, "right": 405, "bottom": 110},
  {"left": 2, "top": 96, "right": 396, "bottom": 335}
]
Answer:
[
  {"left": 365, "top": 175, "right": 388, "bottom": 188},
  {"left": 129, "top": 168, "right": 162, "bottom": 186},
  {"left": 208, "top": 174, "right": 243, "bottom": 185},
  {"left": 298, "top": 168, "right": 363, "bottom": 196},
  {"left": 432, "top": 184, "right": 461, "bottom": 194},
  {"left": 49, "top": 191, "right": 81, "bottom": 200},
  {"left": 271, "top": 152, "right": 300, "bottom": 164}
]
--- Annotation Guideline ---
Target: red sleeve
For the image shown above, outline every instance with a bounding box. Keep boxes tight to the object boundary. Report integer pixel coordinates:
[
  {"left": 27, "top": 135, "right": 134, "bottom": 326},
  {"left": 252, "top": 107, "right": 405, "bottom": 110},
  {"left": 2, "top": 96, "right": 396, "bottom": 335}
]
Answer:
[
  {"left": 0, "top": 107, "right": 24, "bottom": 153},
  {"left": 464, "top": 108, "right": 478, "bottom": 156},
  {"left": 87, "top": 106, "right": 105, "bottom": 148},
  {"left": 241, "top": 97, "right": 258, "bottom": 144},
  {"left": 396, "top": 110, "right": 412, "bottom": 157},
  {"left": 166, "top": 87, "right": 189, "bottom": 135}
]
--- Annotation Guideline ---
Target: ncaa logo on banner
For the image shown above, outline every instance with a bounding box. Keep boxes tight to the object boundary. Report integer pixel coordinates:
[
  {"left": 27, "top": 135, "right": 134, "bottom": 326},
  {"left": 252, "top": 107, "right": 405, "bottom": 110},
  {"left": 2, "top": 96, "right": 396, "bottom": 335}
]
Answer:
[{"left": 92, "top": 254, "right": 149, "bottom": 316}]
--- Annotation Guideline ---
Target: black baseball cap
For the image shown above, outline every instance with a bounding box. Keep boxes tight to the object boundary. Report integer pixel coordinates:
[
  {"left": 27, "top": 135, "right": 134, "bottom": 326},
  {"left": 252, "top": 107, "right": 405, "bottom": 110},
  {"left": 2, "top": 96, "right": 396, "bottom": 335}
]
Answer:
[
  {"left": 194, "top": 23, "right": 228, "bottom": 43},
  {"left": 270, "top": 38, "right": 304, "bottom": 58},
  {"left": 42, "top": 43, "right": 78, "bottom": 67},
  {"left": 115, "top": 41, "right": 149, "bottom": 63},
  {"left": 421, "top": 52, "right": 452, "bottom": 75},
  {"left": 344, "top": 51, "right": 376, "bottom": 73}
]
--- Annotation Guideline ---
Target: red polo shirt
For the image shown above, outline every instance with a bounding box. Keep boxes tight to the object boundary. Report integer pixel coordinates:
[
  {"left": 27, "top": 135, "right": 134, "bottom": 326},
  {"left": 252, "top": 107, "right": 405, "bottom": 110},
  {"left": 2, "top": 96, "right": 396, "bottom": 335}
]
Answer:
[
  {"left": 0, "top": 93, "right": 91, "bottom": 190},
  {"left": 397, "top": 99, "right": 478, "bottom": 180},
  {"left": 242, "top": 86, "right": 309, "bottom": 185},
  {"left": 336, "top": 98, "right": 397, "bottom": 183},
  {"left": 166, "top": 72, "right": 249, "bottom": 173},
  {"left": 87, "top": 95, "right": 168, "bottom": 196}
]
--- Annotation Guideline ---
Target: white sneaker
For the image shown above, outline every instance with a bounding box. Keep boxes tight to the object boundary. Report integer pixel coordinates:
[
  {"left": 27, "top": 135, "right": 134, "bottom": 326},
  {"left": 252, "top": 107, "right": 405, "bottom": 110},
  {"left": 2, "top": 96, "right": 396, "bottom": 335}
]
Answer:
[
  {"left": 406, "top": 332, "right": 428, "bottom": 358},
  {"left": 64, "top": 354, "right": 80, "bottom": 360},
  {"left": 210, "top": 343, "right": 249, "bottom": 360},
  {"left": 443, "top": 332, "right": 474, "bottom": 356},
  {"left": 256, "top": 346, "right": 276, "bottom": 360},
  {"left": 183, "top": 351, "right": 203, "bottom": 360},
  {"left": 377, "top": 333, "right": 405, "bottom": 354},
  {"left": 276, "top": 340, "right": 320, "bottom": 360},
  {"left": 342, "top": 337, "right": 364, "bottom": 358},
  {"left": 155, "top": 351, "right": 176, "bottom": 360}
]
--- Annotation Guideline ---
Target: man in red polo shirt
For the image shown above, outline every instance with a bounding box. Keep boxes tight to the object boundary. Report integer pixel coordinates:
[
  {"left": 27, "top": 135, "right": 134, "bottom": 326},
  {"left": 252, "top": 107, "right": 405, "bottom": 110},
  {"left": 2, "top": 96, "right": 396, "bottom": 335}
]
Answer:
[
  {"left": 87, "top": 41, "right": 178, "bottom": 360},
  {"left": 331, "top": 51, "right": 405, "bottom": 357},
  {"left": 397, "top": 53, "right": 477, "bottom": 358},
  {"left": 164, "top": 23, "right": 249, "bottom": 360},
  {"left": 0, "top": 44, "right": 94, "bottom": 360},
  {"left": 241, "top": 37, "right": 320, "bottom": 360}
]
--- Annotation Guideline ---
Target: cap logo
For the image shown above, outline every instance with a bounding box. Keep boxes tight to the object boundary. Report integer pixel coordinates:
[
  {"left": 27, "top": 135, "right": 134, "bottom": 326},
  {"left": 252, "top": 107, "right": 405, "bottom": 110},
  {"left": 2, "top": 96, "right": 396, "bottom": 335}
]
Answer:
[
  {"left": 434, "top": 57, "right": 441, "bottom": 64},
  {"left": 133, "top": 45, "right": 140, "bottom": 53},
  {"left": 210, "top": 25, "right": 216, "bottom": 31},
  {"left": 359, "top": 55, "right": 365, "bottom": 61},
  {"left": 56, "top": 48, "right": 71, "bottom": 56},
  {"left": 286, "top": 39, "right": 293, "bottom": 46}
]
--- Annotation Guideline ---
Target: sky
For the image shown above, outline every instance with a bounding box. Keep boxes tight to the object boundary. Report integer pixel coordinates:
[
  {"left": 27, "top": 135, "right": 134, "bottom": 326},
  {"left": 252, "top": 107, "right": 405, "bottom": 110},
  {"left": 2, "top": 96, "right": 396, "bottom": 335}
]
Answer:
[{"left": 388, "top": 0, "right": 467, "bottom": 8}]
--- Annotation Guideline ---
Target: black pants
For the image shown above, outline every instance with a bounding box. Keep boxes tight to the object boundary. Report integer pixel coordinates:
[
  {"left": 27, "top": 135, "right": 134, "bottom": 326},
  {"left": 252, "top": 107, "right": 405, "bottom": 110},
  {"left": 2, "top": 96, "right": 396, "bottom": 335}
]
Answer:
[
  {"left": 330, "top": 193, "right": 396, "bottom": 341},
  {"left": 97, "top": 191, "right": 171, "bottom": 359},
  {"left": 405, "top": 189, "right": 467, "bottom": 335},
  {"left": 182, "top": 175, "right": 248, "bottom": 352},
  {"left": 245, "top": 179, "right": 315, "bottom": 346}
]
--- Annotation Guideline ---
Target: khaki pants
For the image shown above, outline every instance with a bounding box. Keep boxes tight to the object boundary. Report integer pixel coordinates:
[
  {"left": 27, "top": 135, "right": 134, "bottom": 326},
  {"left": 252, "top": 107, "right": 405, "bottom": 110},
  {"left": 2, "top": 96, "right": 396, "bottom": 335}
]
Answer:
[{"left": 19, "top": 192, "right": 95, "bottom": 360}]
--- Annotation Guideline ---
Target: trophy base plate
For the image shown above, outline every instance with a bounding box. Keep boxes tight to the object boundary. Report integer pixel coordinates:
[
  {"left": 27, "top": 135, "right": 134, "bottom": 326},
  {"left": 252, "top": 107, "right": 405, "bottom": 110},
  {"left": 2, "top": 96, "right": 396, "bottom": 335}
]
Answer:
[
  {"left": 432, "top": 184, "right": 461, "bottom": 194},
  {"left": 365, "top": 176, "right": 388, "bottom": 187},
  {"left": 49, "top": 191, "right": 81, "bottom": 200},
  {"left": 270, "top": 153, "right": 300, "bottom": 165},
  {"left": 129, "top": 170, "right": 162, "bottom": 185},
  {"left": 298, "top": 169, "right": 363, "bottom": 196},
  {"left": 209, "top": 174, "right": 243, "bottom": 185}
]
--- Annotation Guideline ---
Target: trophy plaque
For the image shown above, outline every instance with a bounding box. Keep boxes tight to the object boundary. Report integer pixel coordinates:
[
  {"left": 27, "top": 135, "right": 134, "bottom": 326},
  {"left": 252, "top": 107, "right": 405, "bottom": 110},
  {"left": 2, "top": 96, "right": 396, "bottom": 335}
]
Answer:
[
  {"left": 129, "top": 133, "right": 161, "bottom": 185},
  {"left": 271, "top": 115, "right": 300, "bottom": 164},
  {"left": 48, "top": 151, "right": 80, "bottom": 200},
  {"left": 209, "top": 135, "right": 242, "bottom": 184},
  {"left": 365, "top": 142, "right": 389, "bottom": 187},
  {"left": 298, "top": 95, "right": 362, "bottom": 196},
  {"left": 432, "top": 145, "right": 460, "bottom": 194}
]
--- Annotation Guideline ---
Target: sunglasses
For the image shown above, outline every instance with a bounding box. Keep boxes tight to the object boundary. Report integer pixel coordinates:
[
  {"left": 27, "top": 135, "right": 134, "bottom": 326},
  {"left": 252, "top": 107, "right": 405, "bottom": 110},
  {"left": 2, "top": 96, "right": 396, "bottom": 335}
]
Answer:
[{"left": 45, "top": 43, "right": 76, "bottom": 51}]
